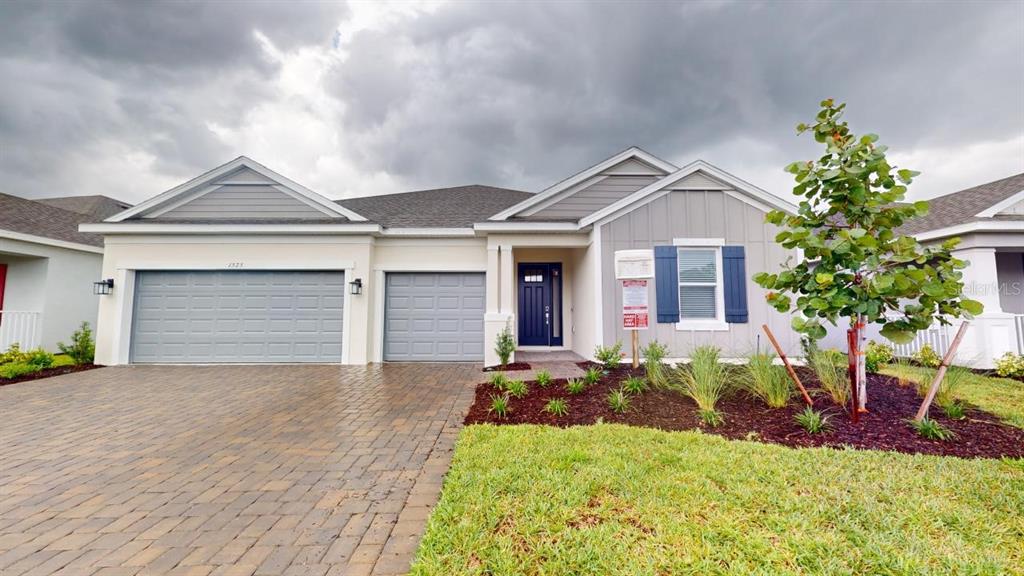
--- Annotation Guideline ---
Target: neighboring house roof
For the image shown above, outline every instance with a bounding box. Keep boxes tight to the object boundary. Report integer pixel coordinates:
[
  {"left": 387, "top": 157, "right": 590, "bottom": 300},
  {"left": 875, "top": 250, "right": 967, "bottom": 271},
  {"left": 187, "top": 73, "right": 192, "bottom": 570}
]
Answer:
[
  {"left": 337, "top": 185, "right": 534, "bottom": 229},
  {"left": 0, "top": 192, "right": 104, "bottom": 248},
  {"left": 900, "top": 172, "right": 1024, "bottom": 236},
  {"left": 36, "top": 195, "right": 133, "bottom": 220}
]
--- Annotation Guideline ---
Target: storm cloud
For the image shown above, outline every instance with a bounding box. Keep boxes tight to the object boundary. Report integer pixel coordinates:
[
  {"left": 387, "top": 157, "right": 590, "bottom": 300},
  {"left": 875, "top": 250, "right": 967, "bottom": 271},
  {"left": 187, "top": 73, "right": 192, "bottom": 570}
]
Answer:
[{"left": 0, "top": 0, "right": 1021, "bottom": 204}]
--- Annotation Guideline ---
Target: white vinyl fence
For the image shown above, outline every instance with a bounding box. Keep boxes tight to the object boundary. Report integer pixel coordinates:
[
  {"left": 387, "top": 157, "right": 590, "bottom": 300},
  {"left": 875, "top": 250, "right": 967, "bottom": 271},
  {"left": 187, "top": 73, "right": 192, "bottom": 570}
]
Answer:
[{"left": 0, "top": 311, "right": 42, "bottom": 350}]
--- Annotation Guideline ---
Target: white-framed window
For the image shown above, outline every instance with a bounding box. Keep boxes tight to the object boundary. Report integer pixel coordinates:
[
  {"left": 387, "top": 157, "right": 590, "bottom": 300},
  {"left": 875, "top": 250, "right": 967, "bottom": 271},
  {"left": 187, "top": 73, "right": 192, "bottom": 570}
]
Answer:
[{"left": 674, "top": 238, "right": 728, "bottom": 331}]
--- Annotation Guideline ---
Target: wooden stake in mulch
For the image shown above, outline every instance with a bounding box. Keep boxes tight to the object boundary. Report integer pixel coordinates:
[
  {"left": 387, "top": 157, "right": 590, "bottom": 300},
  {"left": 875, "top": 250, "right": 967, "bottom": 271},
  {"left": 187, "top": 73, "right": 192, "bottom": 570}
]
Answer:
[
  {"left": 847, "top": 328, "right": 860, "bottom": 424},
  {"left": 914, "top": 322, "right": 970, "bottom": 422},
  {"left": 762, "top": 324, "right": 813, "bottom": 406}
]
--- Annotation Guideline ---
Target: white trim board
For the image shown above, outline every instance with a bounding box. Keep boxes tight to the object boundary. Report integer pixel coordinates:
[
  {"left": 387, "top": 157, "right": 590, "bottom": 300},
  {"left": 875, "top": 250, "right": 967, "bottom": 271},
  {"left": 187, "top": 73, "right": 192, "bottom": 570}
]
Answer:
[
  {"left": 580, "top": 160, "right": 799, "bottom": 228},
  {"left": 81, "top": 223, "right": 382, "bottom": 235},
  {"left": 489, "top": 147, "right": 677, "bottom": 221},
  {"left": 0, "top": 229, "right": 105, "bottom": 254},
  {"left": 915, "top": 220, "right": 1024, "bottom": 241},
  {"left": 106, "top": 156, "right": 367, "bottom": 222},
  {"left": 975, "top": 189, "right": 1024, "bottom": 218}
]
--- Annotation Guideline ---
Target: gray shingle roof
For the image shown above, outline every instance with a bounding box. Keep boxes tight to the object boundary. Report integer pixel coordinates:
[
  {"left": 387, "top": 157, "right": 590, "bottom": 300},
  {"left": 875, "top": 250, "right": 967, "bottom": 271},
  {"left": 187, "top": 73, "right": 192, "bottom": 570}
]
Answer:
[
  {"left": 337, "top": 185, "right": 534, "bottom": 228},
  {"left": 36, "top": 195, "right": 133, "bottom": 220},
  {"left": 900, "top": 172, "right": 1024, "bottom": 235},
  {"left": 0, "top": 193, "right": 104, "bottom": 247}
]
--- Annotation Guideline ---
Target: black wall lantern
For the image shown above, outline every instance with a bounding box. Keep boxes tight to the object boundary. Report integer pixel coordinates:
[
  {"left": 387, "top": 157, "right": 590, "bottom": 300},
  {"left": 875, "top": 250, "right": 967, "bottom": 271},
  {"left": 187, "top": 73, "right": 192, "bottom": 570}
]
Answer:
[
  {"left": 93, "top": 278, "right": 114, "bottom": 295},
  {"left": 349, "top": 278, "right": 363, "bottom": 295}
]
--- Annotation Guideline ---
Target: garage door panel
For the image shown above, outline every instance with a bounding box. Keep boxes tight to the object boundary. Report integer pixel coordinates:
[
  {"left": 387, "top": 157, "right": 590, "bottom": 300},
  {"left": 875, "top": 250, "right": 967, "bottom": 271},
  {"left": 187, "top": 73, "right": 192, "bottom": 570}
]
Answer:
[
  {"left": 384, "top": 272, "right": 484, "bottom": 362},
  {"left": 131, "top": 270, "right": 344, "bottom": 363}
]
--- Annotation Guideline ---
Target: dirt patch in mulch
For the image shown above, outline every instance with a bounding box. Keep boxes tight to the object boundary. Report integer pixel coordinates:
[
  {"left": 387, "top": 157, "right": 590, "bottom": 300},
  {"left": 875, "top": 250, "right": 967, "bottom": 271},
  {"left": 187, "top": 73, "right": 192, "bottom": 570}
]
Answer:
[
  {"left": 483, "top": 363, "right": 531, "bottom": 372},
  {"left": 0, "top": 364, "right": 99, "bottom": 387},
  {"left": 465, "top": 365, "right": 1024, "bottom": 459}
]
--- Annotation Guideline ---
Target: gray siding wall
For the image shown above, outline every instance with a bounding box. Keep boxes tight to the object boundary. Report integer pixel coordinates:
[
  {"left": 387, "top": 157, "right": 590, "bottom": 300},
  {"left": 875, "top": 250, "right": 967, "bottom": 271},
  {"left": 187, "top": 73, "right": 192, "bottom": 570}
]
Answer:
[
  {"left": 600, "top": 190, "right": 800, "bottom": 357},
  {"left": 528, "top": 176, "right": 659, "bottom": 220},
  {"left": 154, "top": 185, "right": 328, "bottom": 219}
]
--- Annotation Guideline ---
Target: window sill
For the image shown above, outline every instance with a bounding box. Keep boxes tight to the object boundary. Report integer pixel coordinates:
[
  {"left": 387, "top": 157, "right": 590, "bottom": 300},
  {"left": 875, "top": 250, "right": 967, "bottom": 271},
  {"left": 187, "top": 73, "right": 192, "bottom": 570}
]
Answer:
[{"left": 675, "top": 320, "right": 729, "bottom": 332}]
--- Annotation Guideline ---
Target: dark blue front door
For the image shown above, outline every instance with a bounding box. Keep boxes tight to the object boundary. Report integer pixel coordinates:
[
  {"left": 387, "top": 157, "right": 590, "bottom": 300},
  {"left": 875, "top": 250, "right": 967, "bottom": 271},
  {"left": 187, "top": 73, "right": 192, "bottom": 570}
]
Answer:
[{"left": 518, "top": 263, "right": 562, "bottom": 346}]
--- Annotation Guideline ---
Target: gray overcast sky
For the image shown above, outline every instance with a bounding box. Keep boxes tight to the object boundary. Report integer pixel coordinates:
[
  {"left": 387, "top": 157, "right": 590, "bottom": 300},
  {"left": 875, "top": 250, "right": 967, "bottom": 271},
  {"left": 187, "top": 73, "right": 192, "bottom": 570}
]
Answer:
[{"left": 1, "top": 0, "right": 1021, "bottom": 205}]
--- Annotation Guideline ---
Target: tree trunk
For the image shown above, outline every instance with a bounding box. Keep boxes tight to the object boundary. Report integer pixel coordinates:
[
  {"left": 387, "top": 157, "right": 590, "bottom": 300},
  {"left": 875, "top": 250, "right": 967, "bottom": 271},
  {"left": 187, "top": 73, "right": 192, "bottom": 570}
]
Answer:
[{"left": 857, "top": 315, "right": 867, "bottom": 411}]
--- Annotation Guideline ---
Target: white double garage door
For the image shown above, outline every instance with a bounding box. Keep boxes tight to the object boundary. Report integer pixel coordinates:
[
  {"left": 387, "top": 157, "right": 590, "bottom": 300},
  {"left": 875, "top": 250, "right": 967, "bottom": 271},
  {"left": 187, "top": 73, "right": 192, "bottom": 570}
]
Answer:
[{"left": 130, "top": 270, "right": 484, "bottom": 363}]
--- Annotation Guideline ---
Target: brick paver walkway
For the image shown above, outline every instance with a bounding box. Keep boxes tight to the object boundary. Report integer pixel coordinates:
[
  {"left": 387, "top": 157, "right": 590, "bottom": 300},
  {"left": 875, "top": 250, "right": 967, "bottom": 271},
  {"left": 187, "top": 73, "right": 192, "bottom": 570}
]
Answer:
[{"left": 0, "top": 363, "right": 480, "bottom": 576}]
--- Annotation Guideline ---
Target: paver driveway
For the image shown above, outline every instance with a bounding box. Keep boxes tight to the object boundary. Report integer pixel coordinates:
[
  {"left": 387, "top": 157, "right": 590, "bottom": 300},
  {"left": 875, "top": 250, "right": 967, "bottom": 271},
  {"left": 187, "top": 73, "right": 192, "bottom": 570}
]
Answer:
[{"left": 0, "top": 364, "right": 480, "bottom": 576}]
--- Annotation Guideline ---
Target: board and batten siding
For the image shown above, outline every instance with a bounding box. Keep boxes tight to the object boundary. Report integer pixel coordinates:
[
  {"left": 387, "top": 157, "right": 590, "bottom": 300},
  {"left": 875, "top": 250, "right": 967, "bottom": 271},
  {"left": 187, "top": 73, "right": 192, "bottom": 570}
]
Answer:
[
  {"left": 527, "top": 176, "right": 660, "bottom": 220},
  {"left": 153, "top": 185, "right": 329, "bottom": 219},
  {"left": 600, "top": 189, "right": 799, "bottom": 357}
]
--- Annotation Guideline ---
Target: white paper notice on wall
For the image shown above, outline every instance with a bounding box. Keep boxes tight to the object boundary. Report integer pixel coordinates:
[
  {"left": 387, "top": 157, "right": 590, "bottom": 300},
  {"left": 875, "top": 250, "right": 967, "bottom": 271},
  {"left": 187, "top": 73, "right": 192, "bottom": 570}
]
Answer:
[{"left": 614, "top": 249, "right": 654, "bottom": 279}]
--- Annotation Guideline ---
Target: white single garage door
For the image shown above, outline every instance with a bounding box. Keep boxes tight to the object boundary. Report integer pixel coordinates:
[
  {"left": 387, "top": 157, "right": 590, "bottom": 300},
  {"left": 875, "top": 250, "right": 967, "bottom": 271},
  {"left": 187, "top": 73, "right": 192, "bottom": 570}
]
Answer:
[
  {"left": 131, "top": 270, "right": 344, "bottom": 363},
  {"left": 384, "top": 273, "right": 485, "bottom": 361}
]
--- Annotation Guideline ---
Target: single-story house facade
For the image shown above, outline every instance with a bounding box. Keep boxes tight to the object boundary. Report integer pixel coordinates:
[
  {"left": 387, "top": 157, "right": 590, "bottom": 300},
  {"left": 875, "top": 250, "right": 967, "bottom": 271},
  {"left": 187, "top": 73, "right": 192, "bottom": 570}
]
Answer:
[
  {"left": 81, "top": 148, "right": 800, "bottom": 366},
  {"left": 820, "top": 171, "right": 1024, "bottom": 369},
  {"left": 1, "top": 193, "right": 130, "bottom": 351}
]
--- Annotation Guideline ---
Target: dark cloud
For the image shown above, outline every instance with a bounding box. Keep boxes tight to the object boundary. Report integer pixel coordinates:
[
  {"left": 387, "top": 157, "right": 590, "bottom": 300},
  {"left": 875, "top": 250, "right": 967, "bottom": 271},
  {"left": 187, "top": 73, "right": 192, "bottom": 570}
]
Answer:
[
  {"left": 328, "top": 1, "right": 1023, "bottom": 192},
  {"left": 0, "top": 1, "right": 1020, "bottom": 202}
]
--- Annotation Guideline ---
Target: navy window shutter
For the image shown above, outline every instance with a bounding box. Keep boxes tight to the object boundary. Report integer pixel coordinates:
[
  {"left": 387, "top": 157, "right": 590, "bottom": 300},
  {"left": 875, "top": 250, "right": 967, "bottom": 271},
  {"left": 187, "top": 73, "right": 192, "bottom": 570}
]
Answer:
[
  {"left": 722, "top": 245, "right": 749, "bottom": 323},
  {"left": 654, "top": 246, "right": 679, "bottom": 323}
]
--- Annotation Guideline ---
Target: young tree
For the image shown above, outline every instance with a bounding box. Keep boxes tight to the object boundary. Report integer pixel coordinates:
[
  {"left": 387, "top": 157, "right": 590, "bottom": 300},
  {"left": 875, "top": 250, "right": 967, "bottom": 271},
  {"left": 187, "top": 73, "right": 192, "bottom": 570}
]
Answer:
[{"left": 754, "top": 99, "right": 983, "bottom": 411}]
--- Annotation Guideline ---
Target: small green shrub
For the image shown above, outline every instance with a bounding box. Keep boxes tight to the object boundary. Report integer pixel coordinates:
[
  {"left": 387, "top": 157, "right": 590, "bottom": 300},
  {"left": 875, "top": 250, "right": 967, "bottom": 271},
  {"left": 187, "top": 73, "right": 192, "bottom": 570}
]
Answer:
[
  {"left": 794, "top": 406, "right": 831, "bottom": 434},
  {"left": 607, "top": 389, "right": 631, "bottom": 413},
  {"left": 535, "top": 369, "right": 552, "bottom": 387},
  {"left": 488, "top": 372, "right": 508, "bottom": 390},
  {"left": 0, "top": 362, "right": 42, "bottom": 379},
  {"left": 912, "top": 344, "right": 941, "bottom": 369},
  {"left": 994, "top": 352, "right": 1024, "bottom": 378},
  {"left": 583, "top": 366, "right": 602, "bottom": 385},
  {"left": 942, "top": 401, "right": 966, "bottom": 420},
  {"left": 58, "top": 322, "right": 95, "bottom": 365},
  {"left": 594, "top": 342, "right": 623, "bottom": 370},
  {"left": 676, "top": 346, "right": 730, "bottom": 415},
  {"left": 697, "top": 408, "right": 724, "bottom": 427},
  {"left": 506, "top": 379, "right": 528, "bottom": 398},
  {"left": 0, "top": 343, "right": 27, "bottom": 365},
  {"left": 809, "top": 349, "right": 850, "bottom": 407},
  {"left": 24, "top": 348, "right": 54, "bottom": 368},
  {"left": 864, "top": 341, "right": 894, "bottom": 372},
  {"left": 909, "top": 417, "right": 955, "bottom": 441},
  {"left": 544, "top": 398, "right": 568, "bottom": 417},
  {"left": 622, "top": 375, "right": 647, "bottom": 395},
  {"left": 489, "top": 394, "right": 510, "bottom": 418},
  {"left": 743, "top": 353, "right": 792, "bottom": 408},
  {"left": 565, "top": 378, "right": 586, "bottom": 395},
  {"left": 641, "top": 340, "right": 671, "bottom": 388},
  {"left": 915, "top": 365, "right": 969, "bottom": 408},
  {"left": 494, "top": 326, "right": 515, "bottom": 368}
]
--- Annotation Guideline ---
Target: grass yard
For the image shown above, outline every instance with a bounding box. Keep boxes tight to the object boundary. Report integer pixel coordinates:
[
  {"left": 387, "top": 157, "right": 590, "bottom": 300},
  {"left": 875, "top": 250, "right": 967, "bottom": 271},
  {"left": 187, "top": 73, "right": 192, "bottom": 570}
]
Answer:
[
  {"left": 411, "top": 425, "right": 1024, "bottom": 576},
  {"left": 882, "top": 365, "right": 1024, "bottom": 429}
]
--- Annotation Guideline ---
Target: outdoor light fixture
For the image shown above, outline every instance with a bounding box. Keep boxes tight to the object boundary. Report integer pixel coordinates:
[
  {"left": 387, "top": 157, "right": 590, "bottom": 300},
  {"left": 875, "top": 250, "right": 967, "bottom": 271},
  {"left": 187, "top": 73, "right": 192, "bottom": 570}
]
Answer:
[
  {"left": 93, "top": 278, "right": 114, "bottom": 295},
  {"left": 349, "top": 278, "right": 363, "bottom": 295}
]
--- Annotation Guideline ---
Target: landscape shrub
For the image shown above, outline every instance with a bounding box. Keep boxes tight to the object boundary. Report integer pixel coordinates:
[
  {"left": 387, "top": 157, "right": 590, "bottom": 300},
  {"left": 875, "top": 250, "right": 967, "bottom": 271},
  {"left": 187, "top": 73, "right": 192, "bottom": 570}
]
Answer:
[
  {"left": 607, "top": 389, "right": 630, "bottom": 413},
  {"left": 676, "top": 345, "right": 729, "bottom": 426},
  {"left": 994, "top": 352, "right": 1024, "bottom": 378},
  {"left": 488, "top": 372, "right": 508, "bottom": 390},
  {"left": 915, "top": 365, "right": 969, "bottom": 408},
  {"left": 641, "top": 340, "right": 670, "bottom": 388},
  {"left": 864, "top": 341, "right": 894, "bottom": 372},
  {"left": 565, "top": 378, "right": 586, "bottom": 395},
  {"left": 594, "top": 342, "right": 623, "bottom": 370},
  {"left": 535, "top": 369, "right": 552, "bottom": 387},
  {"left": 743, "top": 353, "right": 791, "bottom": 408},
  {"left": 58, "top": 322, "right": 95, "bottom": 365},
  {"left": 583, "top": 366, "right": 602, "bottom": 385},
  {"left": 0, "top": 362, "right": 42, "bottom": 379},
  {"left": 909, "top": 417, "right": 955, "bottom": 441},
  {"left": 488, "top": 394, "right": 510, "bottom": 418},
  {"left": 494, "top": 326, "right": 515, "bottom": 368},
  {"left": 25, "top": 348, "right": 54, "bottom": 368},
  {"left": 505, "top": 379, "right": 528, "bottom": 399},
  {"left": 808, "top": 349, "right": 850, "bottom": 407},
  {"left": 622, "top": 375, "right": 648, "bottom": 395},
  {"left": 543, "top": 398, "right": 568, "bottom": 417},
  {"left": 0, "top": 343, "right": 27, "bottom": 365},
  {"left": 794, "top": 406, "right": 831, "bottom": 434},
  {"left": 912, "top": 344, "right": 941, "bottom": 368}
]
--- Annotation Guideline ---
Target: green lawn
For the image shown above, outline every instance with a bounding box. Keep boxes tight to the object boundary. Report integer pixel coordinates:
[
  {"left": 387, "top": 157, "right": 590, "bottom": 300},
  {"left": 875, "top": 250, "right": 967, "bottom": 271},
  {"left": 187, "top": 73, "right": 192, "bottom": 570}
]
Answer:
[
  {"left": 882, "top": 365, "right": 1024, "bottom": 428},
  {"left": 412, "top": 425, "right": 1024, "bottom": 576}
]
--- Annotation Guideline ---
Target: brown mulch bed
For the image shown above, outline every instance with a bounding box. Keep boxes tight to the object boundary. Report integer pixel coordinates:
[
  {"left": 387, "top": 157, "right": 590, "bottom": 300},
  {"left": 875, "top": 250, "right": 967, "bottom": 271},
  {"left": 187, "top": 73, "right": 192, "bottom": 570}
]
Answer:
[
  {"left": 483, "top": 362, "right": 531, "bottom": 372},
  {"left": 465, "top": 365, "right": 1024, "bottom": 459},
  {"left": 0, "top": 364, "right": 99, "bottom": 387}
]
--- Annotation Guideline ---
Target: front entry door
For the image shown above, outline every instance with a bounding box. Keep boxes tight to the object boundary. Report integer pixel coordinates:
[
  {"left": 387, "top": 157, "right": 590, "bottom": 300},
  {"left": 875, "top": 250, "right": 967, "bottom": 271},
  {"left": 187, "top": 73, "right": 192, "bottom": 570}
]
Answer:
[{"left": 517, "top": 263, "right": 563, "bottom": 346}]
